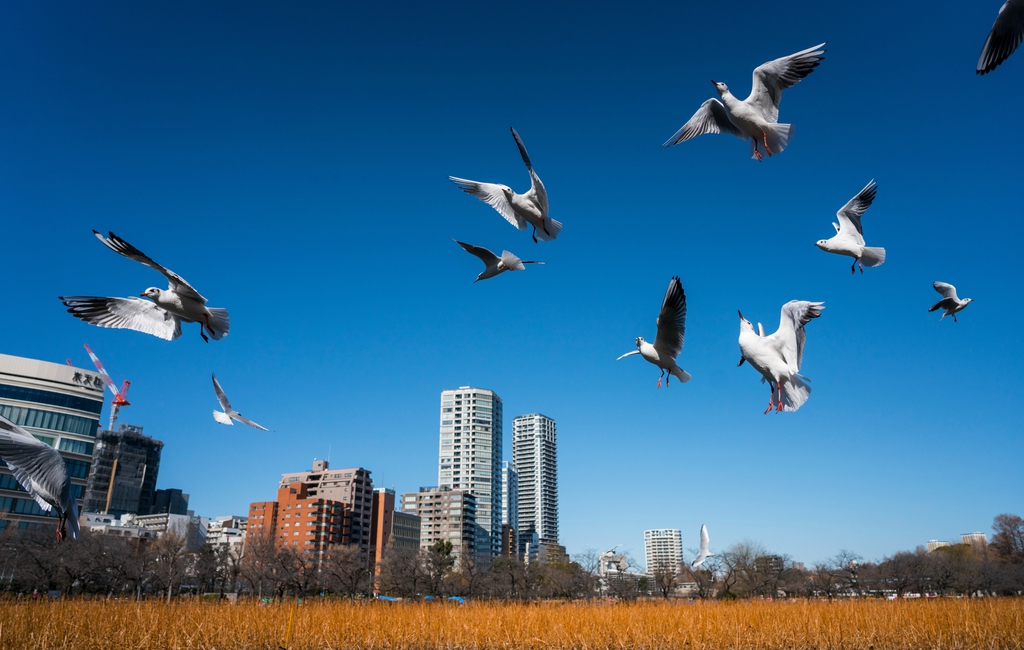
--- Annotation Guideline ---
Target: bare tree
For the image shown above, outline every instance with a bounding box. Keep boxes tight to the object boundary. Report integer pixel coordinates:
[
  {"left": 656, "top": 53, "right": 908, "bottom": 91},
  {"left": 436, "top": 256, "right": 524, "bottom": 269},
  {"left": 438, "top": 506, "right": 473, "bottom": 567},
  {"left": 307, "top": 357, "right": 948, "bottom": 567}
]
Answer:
[
  {"left": 321, "top": 544, "right": 370, "bottom": 597},
  {"left": 651, "top": 560, "right": 681, "bottom": 599},
  {"left": 992, "top": 514, "right": 1024, "bottom": 563},
  {"left": 150, "top": 524, "right": 189, "bottom": 602},
  {"left": 377, "top": 546, "right": 424, "bottom": 597}
]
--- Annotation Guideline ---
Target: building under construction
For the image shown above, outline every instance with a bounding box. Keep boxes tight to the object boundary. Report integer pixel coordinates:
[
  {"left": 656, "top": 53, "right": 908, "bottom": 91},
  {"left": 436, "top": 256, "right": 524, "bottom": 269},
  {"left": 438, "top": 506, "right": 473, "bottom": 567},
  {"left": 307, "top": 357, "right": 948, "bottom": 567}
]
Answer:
[{"left": 83, "top": 423, "right": 163, "bottom": 517}]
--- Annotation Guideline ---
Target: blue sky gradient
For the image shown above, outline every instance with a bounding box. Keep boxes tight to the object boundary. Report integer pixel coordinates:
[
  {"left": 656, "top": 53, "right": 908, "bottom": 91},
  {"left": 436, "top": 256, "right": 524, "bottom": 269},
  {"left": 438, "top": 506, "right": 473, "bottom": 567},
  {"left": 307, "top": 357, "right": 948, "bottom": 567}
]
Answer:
[{"left": 1, "top": 1, "right": 1021, "bottom": 566}]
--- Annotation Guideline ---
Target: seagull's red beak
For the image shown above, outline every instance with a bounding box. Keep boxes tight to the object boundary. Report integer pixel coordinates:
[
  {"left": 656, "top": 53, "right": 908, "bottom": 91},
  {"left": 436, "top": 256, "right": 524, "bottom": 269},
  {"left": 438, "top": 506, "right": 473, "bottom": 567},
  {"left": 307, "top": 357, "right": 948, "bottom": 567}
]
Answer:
[
  {"left": 737, "top": 310, "right": 744, "bottom": 320},
  {"left": 711, "top": 79, "right": 717, "bottom": 85},
  {"left": 140, "top": 293, "right": 148, "bottom": 298}
]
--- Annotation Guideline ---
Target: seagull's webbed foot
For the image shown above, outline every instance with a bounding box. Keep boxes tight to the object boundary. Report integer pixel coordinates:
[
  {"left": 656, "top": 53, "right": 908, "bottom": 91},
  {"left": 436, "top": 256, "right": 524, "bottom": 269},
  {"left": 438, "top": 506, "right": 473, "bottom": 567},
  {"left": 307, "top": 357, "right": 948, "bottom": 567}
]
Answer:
[
  {"left": 858, "top": 259, "right": 865, "bottom": 274},
  {"left": 55, "top": 514, "right": 64, "bottom": 543},
  {"left": 763, "top": 384, "right": 775, "bottom": 414},
  {"left": 776, "top": 384, "right": 784, "bottom": 413},
  {"left": 953, "top": 314, "right": 958, "bottom": 323},
  {"left": 761, "top": 131, "right": 774, "bottom": 157},
  {"left": 542, "top": 220, "right": 552, "bottom": 238},
  {"left": 657, "top": 368, "right": 665, "bottom": 389},
  {"left": 199, "top": 326, "right": 210, "bottom": 343},
  {"left": 531, "top": 226, "right": 538, "bottom": 244},
  {"left": 851, "top": 260, "right": 857, "bottom": 275},
  {"left": 753, "top": 144, "right": 763, "bottom": 162}
]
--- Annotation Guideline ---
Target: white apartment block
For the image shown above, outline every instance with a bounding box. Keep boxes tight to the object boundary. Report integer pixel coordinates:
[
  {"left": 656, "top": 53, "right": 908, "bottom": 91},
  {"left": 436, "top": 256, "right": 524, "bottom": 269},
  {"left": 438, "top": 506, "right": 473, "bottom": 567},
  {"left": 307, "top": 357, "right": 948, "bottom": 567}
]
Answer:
[
  {"left": 207, "top": 515, "right": 247, "bottom": 556},
  {"left": 512, "top": 413, "right": 558, "bottom": 546},
  {"left": 438, "top": 387, "right": 502, "bottom": 560},
  {"left": 644, "top": 528, "right": 684, "bottom": 574}
]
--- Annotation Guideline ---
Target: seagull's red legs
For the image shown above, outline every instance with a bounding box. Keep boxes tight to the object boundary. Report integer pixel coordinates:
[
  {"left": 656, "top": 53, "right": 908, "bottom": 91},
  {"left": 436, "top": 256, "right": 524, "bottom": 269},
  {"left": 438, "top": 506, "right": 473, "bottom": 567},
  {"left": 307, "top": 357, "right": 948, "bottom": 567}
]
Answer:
[{"left": 761, "top": 131, "right": 774, "bottom": 157}]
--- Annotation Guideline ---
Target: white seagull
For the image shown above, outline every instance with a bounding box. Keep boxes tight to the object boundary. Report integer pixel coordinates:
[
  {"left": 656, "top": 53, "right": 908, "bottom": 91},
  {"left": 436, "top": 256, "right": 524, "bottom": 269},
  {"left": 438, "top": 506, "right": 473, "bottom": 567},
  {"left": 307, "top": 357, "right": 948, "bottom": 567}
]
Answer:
[
  {"left": 453, "top": 239, "right": 544, "bottom": 282},
  {"left": 449, "top": 127, "right": 563, "bottom": 243},
  {"left": 0, "top": 413, "right": 80, "bottom": 542},
  {"left": 738, "top": 301, "right": 824, "bottom": 413},
  {"left": 60, "top": 231, "right": 230, "bottom": 343},
  {"left": 978, "top": 0, "right": 1024, "bottom": 74},
  {"left": 691, "top": 524, "right": 714, "bottom": 569},
  {"left": 929, "top": 282, "right": 974, "bottom": 322},
  {"left": 663, "top": 43, "right": 826, "bottom": 161},
  {"left": 212, "top": 374, "right": 270, "bottom": 431},
  {"left": 616, "top": 276, "right": 691, "bottom": 388},
  {"left": 815, "top": 180, "right": 886, "bottom": 274}
]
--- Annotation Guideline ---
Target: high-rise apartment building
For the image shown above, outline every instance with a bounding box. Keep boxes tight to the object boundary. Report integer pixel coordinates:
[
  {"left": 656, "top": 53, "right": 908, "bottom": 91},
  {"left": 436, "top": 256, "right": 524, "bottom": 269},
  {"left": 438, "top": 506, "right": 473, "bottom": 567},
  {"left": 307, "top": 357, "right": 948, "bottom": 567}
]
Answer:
[
  {"left": 247, "top": 482, "right": 349, "bottom": 560},
  {"left": 438, "top": 387, "right": 502, "bottom": 560},
  {"left": 501, "top": 461, "right": 517, "bottom": 527},
  {"left": 961, "top": 532, "right": 988, "bottom": 549},
  {"left": 279, "top": 460, "right": 374, "bottom": 553},
  {"left": 83, "top": 423, "right": 163, "bottom": 517},
  {"left": 512, "top": 413, "right": 558, "bottom": 549},
  {"left": 401, "top": 487, "right": 478, "bottom": 564},
  {"left": 644, "top": 529, "right": 684, "bottom": 574},
  {"left": 0, "top": 353, "right": 103, "bottom": 532}
]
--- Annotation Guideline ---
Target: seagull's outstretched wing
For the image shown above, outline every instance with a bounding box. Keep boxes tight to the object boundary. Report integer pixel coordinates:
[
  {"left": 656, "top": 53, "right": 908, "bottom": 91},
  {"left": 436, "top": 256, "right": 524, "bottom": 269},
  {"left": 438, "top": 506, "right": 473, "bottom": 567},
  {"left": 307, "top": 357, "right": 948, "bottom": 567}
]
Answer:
[
  {"left": 0, "top": 413, "right": 68, "bottom": 512},
  {"left": 835, "top": 180, "right": 877, "bottom": 244},
  {"left": 663, "top": 99, "right": 746, "bottom": 148},
  {"left": 231, "top": 413, "right": 271, "bottom": 431},
  {"left": 615, "top": 350, "right": 640, "bottom": 361},
  {"left": 511, "top": 127, "right": 549, "bottom": 216},
  {"left": 933, "top": 281, "right": 960, "bottom": 300},
  {"left": 60, "top": 296, "right": 182, "bottom": 341},
  {"left": 453, "top": 239, "right": 500, "bottom": 267},
  {"left": 93, "top": 231, "right": 207, "bottom": 303},
  {"left": 653, "top": 277, "right": 686, "bottom": 359},
  {"left": 748, "top": 43, "right": 826, "bottom": 122},
  {"left": 500, "top": 250, "right": 526, "bottom": 271},
  {"left": 212, "top": 373, "right": 233, "bottom": 413},
  {"left": 771, "top": 300, "right": 824, "bottom": 370},
  {"left": 978, "top": 0, "right": 1024, "bottom": 74},
  {"left": 699, "top": 523, "right": 710, "bottom": 554},
  {"left": 448, "top": 177, "right": 527, "bottom": 230}
]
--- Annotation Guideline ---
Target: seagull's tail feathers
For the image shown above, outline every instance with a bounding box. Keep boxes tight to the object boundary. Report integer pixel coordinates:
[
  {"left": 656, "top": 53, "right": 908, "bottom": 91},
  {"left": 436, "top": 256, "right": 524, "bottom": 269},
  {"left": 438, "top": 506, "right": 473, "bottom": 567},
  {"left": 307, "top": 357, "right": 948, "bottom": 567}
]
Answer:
[
  {"left": 781, "top": 375, "right": 811, "bottom": 412},
  {"left": 861, "top": 247, "right": 886, "bottom": 267},
  {"left": 213, "top": 410, "right": 234, "bottom": 426},
  {"left": 205, "top": 308, "right": 230, "bottom": 340},
  {"left": 534, "top": 217, "right": 563, "bottom": 242},
  {"left": 670, "top": 367, "right": 692, "bottom": 383},
  {"left": 751, "top": 123, "right": 794, "bottom": 159},
  {"left": 500, "top": 251, "right": 526, "bottom": 271}
]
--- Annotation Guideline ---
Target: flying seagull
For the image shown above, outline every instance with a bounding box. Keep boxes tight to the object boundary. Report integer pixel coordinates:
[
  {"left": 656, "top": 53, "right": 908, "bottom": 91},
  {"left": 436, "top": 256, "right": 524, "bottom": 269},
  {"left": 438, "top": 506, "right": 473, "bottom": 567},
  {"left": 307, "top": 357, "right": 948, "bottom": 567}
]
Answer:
[
  {"left": 452, "top": 239, "right": 544, "bottom": 282},
  {"left": 0, "top": 413, "right": 79, "bottom": 542},
  {"left": 60, "top": 231, "right": 230, "bottom": 343},
  {"left": 616, "top": 276, "right": 691, "bottom": 388},
  {"left": 930, "top": 282, "right": 974, "bottom": 322},
  {"left": 691, "top": 524, "right": 714, "bottom": 569},
  {"left": 212, "top": 374, "right": 270, "bottom": 431},
  {"left": 738, "top": 300, "right": 824, "bottom": 413},
  {"left": 449, "top": 127, "right": 563, "bottom": 243},
  {"left": 663, "top": 43, "right": 826, "bottom": 160},
  {"left": 978, "top": 0, "right": 1024, "bottom": 74},
  {"left": 815, "top": 180, "right": 886, "bottom": 274}
]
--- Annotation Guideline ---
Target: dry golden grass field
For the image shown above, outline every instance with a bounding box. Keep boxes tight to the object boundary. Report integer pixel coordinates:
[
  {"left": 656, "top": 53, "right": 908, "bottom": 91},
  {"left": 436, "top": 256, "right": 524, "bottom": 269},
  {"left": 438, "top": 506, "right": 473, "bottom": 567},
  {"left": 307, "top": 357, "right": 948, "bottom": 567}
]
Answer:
[{"left": 0, "top": 598, "right": 1022, "bottom": 650}]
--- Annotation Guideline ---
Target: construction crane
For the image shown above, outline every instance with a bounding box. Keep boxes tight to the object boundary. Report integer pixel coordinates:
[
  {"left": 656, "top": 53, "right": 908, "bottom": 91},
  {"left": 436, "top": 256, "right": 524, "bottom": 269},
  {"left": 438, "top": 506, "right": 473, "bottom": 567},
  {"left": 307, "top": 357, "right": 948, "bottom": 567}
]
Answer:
[{"left": 84, "top": 344, "right": 131, "bottom": 431}]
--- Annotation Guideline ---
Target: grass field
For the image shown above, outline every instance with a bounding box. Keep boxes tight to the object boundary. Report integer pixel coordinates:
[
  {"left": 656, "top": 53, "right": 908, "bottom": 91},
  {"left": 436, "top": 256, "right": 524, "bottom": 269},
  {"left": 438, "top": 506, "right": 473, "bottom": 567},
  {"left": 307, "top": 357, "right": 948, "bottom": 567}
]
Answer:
[{"left": 0, "top": 598, "right": 1021, "bottom": 649}]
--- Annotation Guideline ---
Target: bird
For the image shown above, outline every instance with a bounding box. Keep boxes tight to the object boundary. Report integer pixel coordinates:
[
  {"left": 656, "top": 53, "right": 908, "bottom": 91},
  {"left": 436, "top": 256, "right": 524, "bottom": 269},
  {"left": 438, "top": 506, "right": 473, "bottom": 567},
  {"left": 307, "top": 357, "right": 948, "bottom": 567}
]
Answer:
[
  {"left": 449, "top": 127, "right": 563, "bottom": 243},
  {"left": 0, "top": 413, "right": 80, "bottom": 542},
  {"left": 59, "top": 231, "right": 230, "bottom": 343},
  {"left": 452, "top": 239, "right": 544, "bottom": 282},
  {"left": 212, "top": 373, "right": 271, "bottom": 431},
  {"left": 977, "top": 0, "right": 1024, "bottom": 74},
  {"left": 616, "top": 276, "right": 691, "bottom": 388},
  {"left": 929, "top": 282, "right": 974, "bottom": 322},
  {"left": 663, "top": 43, "right": 826, "bottom": 161},
  {"left": 691, "top": 524, "right": 714, "bottom": 569},
  {"left": 815, "top": 180, "right": 887, "bottom": 274},
  {"left": 738, "top": 301, "right": 824, "bottom": 413}
]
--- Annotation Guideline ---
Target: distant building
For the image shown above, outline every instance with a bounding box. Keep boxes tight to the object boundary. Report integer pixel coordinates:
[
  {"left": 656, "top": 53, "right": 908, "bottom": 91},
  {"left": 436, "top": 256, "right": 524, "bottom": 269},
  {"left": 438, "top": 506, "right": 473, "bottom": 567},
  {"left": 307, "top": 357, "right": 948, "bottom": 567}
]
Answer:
[
  {"left": 279, "top": 460, "right": 373, "bottom": 553},
  {"left": 500, "top": 523, "right": 518, "bottom": 558},
  {"left": 961, "top": 532, "right": 988, "bottom": 549},
  {"left": 128, "top": 511, "right": 208, "bottom": 551},
  {"left": 438, "top": 387, "right": 503, "bottom": 561},
  {"left": 246, "top": 482, "right": 349, "bottom": 564},
  {"left": 401, "top": 486, "right": 478, "bottom": 564},
  {"left": 150, "top": 488, "right": 189, "bottom": 516},
  {"left": 206, "top": 515, "right": 247, "bottom": 556},
  {"left": 370, "top": 487, "right": 421, "bottom": 568},
  {"left": 538, "top": 541, "right": 568, "bottom": 564},
  {"left": 0, "top": 353, "right": 103, "bottom": 533},
  {"left": 644, "top": 529, "right": 683, "bottom": 574},
  {"left": 927, "top": 540, "right": 951, "bottom": 552},
  {"left": 83, "top": 423, "right": 163, "bottom": 517},
  {"left": 82, "top": 511, "right": 158, "bottom": 541},
  {"left": 513, "top": 413, "right": 558, "bottom": 554},
  {"left": 501, "top": 461, "right": 517, "bottom": 527}
]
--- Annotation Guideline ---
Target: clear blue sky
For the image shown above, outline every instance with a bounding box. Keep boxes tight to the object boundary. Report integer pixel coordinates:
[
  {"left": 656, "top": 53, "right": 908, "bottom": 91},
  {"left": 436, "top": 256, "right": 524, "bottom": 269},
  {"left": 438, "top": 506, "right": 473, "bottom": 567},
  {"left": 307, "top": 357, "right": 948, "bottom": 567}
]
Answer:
[{"left": 1, "top": 1, "right": 1020, "bottom": 566}]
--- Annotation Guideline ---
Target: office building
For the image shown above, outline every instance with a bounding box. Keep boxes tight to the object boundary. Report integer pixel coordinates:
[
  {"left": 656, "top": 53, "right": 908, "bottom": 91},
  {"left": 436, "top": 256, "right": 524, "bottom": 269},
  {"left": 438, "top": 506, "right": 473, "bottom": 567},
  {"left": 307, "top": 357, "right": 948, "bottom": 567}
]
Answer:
[
  {"left": 279, "top": 460, "right": 373, "bottom": 553},
  {"left": 151, "top": 488, "right": 189, "bottom": 515},
  {"left": 438, "top": 387, "right": 503, "bottom": 560},
  {"left": 370, "top": 487, "right": 421, "bottom": 568},
  {"left": 644, "top": 529, "right": 684, "bottom": 574},
  {"left": 401, "top": 486, "right": 478, "bottom": 564},
  {"left": 512, "top": 413, "right": 558, "bottom": 551},
  {"left": 0, "top": 353, "right": 103, "bottom": 532},
  {"left": 83, "top": 423, "right": 163, "bottom": 517}
]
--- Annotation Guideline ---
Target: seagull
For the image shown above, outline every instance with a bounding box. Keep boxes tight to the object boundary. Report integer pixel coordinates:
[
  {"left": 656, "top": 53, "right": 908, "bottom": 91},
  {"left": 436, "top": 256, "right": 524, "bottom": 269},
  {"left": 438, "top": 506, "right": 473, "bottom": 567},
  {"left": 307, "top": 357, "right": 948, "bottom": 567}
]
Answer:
[
  {"left": 449, "top": 127, "right": 563, "bottom": 243},
  {"left": 663, "top": 43, "right": 826, "bottom": 161},
  {"left": 738, "top": 301, "right": 824, "bottom": 413},
  {"left": 691, "top": 524, "right": 714, "bottom": 569},
  {"left": 212, "top": 374, "right": 270, "bottom": 431},
  {"left": 930, "top": 282, "right": 974, "bottom": 322},
  {"left": 815, "top": 180, "right": 887, "bottom": 274},
  {"left": 59, "top": 231, "right": 230, "bottom": 343},
  {"left": 0, "top": 413, "right": 80, "bottom": 542},
  {"left": 978, "top": 0, "right": 1024, "bottom": 74},
  {"left": 453, "top": 239, "right": 544, "bottom": 282},
  {"left": 616, "top": 276, "right": 691, "bottom": 388}
]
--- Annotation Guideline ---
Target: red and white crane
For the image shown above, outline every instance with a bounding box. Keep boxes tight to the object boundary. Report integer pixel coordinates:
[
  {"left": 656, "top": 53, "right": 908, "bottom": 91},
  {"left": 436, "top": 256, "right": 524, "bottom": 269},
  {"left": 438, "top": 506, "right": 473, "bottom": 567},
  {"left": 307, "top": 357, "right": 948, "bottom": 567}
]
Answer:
[{"left": 84, "top": 344, "right": 131, "bottom": 430}]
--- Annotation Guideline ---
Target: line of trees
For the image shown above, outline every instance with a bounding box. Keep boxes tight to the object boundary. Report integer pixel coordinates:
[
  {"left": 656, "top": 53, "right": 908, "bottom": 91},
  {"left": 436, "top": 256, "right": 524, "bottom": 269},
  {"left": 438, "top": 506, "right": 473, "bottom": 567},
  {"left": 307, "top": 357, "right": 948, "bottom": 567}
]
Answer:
[{"left": 1, "top": 513, "right": 1021, "bottom": 600}]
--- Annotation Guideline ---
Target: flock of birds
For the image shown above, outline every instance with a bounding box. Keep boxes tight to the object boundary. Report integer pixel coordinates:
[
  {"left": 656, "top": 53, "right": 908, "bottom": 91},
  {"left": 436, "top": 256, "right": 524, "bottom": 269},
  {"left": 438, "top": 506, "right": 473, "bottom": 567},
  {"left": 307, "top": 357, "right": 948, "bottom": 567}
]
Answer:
[{"left": 0, "top": 5, "right": 1018, "bottom": 546}]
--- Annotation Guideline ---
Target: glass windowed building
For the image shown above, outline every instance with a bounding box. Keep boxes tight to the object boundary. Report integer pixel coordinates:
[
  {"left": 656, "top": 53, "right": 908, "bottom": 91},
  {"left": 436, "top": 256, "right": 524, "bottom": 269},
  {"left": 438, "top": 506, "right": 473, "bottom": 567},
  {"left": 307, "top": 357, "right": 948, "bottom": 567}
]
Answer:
[
  {"left": 0, "top": 353, "right": 104, "bottom": 532},
  {"left": 513, "top": 413, "right": 558, "bottom": 547}
]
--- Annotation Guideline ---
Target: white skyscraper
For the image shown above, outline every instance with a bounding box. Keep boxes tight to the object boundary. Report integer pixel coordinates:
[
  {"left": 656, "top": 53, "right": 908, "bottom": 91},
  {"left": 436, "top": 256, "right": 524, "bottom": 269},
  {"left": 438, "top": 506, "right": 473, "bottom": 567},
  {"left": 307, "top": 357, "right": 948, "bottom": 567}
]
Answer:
[
  {"left": 438, "top": 386, "right": 503, "bottom": 560},
  {"left": 644, "top": 528, "right": 683, "bottom": 574},
  {"left": 512, "top": 413, "right": 558, "bottom": 545},
  {"left": 501, "top": 461, "right": 517, "bottom": 527}
]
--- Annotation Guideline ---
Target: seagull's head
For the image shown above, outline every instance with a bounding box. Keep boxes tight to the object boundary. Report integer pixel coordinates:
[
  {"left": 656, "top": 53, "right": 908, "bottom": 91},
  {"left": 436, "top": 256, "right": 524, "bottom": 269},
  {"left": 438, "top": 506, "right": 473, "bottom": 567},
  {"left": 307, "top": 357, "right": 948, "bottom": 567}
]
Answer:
[
  {"left": 737, "top": 310, "right": 754, "bottom": 333},
  {"left": 635, "top": 336, "right": 645, "bottom": 348},
  {"left": 814, "top": 239, "right": 829, "bottom": 250},
  {"left": 501, "top": 185, "right": 514, "bottom": 200},
  {"left": 140, "top": 287, "right": 161, "bottom": 300},
  {"left": 711, "top": 80, "right": 729, "bottom": 96}
]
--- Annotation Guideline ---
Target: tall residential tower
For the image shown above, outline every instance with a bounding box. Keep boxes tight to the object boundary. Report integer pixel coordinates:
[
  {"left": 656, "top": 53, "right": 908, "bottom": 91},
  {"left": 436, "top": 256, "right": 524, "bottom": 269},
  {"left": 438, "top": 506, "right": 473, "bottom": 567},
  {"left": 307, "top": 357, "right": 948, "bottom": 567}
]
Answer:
[
  {"left": 512, "top": 413, "right": 558, "bottom": 546},
  {"left": 644, "top": 528, "right": 684, "bottom": 574}
]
